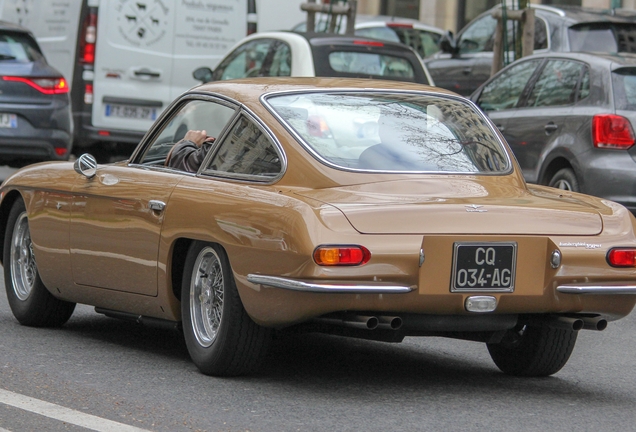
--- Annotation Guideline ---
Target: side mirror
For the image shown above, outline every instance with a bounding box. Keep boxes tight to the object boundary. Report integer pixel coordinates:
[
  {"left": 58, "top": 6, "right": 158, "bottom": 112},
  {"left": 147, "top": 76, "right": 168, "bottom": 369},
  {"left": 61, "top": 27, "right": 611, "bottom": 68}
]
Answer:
[
  {"left": 74, "top": 153, "right": 97, "bottom": 179},
  {"left": 439, "top": 30, "right": 458, "bottom": 54},
  {"left": 193, "top": 67, "right": 214, "bottom": 83}
]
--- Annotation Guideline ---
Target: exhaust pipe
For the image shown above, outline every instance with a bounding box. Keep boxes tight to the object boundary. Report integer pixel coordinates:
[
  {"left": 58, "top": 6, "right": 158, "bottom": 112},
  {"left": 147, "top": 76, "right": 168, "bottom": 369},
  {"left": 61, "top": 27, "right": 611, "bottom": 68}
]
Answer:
[
  {"left": 377, "top": 316, "right": 403, "bottom": 330},
  {"left": 529, "top": 315, "right": 583, "bottom": 331},
  {"left": 314, "top": 314, "right": 379, "bottom": 330},
  {"left": 581, "top": 317, "right": 608, "bottom": 331}
]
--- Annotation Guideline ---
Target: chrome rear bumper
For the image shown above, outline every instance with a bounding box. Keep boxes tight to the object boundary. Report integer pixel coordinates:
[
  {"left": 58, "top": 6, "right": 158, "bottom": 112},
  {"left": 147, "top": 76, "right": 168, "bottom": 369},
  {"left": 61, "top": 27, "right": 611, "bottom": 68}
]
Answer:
[
  {"left": 557, "top": 283, "right": 636, "bottom": 295},
  {"left": 247, "top": 274, "right": 414, "bottom": 294}
]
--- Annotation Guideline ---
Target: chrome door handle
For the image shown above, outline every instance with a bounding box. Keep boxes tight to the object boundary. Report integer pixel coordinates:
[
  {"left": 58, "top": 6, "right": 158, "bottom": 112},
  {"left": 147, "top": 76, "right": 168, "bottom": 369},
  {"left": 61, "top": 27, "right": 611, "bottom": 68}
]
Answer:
[
  {"left": 148, "top": 200, "right": 166, "bottom": 212},
  {"left": 544, "top": 123, "right": 558, "bottom": 133}
]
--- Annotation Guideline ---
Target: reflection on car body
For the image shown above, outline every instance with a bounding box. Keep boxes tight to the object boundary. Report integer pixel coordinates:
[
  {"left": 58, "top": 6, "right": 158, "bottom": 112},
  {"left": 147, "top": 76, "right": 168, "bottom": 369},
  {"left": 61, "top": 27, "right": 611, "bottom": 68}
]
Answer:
[{"left": 2, "top": 78, "right": 636, "bottom": 379}]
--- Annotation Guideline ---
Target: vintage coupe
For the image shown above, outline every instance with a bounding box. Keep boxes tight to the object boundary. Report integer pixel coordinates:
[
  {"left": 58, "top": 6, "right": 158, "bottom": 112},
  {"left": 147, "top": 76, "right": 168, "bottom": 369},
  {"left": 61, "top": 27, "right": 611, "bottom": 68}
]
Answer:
[{"left": 2, "top": 78, "right": 636, "bottom": 377}]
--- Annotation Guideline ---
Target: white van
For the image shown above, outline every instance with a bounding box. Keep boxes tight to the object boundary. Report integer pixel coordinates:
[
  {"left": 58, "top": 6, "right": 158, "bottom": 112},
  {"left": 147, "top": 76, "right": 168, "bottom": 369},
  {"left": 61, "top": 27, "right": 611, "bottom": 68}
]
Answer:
[{"left": 0, "top": 0, "right": 273, "bottom": 153}]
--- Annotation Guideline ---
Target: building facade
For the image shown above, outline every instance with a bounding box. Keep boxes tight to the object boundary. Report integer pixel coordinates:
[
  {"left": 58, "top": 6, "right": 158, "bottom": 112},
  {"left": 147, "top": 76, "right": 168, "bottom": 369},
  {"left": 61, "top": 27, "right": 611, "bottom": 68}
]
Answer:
[{"left": 356, "top": 0, "right": 636, "bottom": 32}]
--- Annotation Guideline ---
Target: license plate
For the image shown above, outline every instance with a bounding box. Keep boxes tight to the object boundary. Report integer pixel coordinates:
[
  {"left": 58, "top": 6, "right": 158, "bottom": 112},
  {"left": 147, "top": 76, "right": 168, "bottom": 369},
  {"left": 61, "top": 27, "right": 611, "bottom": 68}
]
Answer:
[
  {"left": 0, "top": 113, "right": 17, "bottom": 128},
  {"left": 105, "top": 104, "right": 157, "bottom": 120},
  {"left": 450, "top": 242, "right": 517, "bottom": 292}
]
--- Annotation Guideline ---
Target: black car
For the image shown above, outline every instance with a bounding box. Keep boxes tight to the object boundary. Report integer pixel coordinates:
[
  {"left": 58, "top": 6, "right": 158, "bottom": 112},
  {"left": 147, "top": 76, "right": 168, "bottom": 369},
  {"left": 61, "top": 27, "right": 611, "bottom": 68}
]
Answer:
[
  {"left": 192, "top": 31, "right": 433, "bottom": 85},
  {"left": 425, "top": 5, "right": 636, "bottom": 96},
  {"left": 0, "top": 21, "right": 72, "bottom": 166},
  {"left": 470, "top": 51, "right": 636, "bottom": 213}
]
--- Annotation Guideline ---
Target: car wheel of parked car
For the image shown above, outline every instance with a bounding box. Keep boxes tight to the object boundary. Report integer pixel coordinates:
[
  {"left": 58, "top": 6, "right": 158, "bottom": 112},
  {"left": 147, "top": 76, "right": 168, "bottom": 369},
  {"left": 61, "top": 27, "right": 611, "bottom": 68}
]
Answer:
[
  {"left": 3, "top": 199, "right": 76, "bottom": 327},
  {"left": 548, "top": 168, "right": 579, "bottom": 192},
  {"left": 486, "top": 323, "right": 578, "bottom": 377},
  {"left": 181, "top": 241, "right": 271, "bottom": 376}
]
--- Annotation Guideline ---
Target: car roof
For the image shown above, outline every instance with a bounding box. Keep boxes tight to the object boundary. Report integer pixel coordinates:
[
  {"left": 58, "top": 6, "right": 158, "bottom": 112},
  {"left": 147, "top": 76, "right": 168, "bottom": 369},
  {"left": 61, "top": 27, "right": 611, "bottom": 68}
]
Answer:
[
  {"left": 0, "top": 20, "right": 31, "bottom": 33},
  {"left": 291, "top": 31, "right": 424, "bottom": 51},
  {"left": 518, "top": 51, "right": 636, "bottom": 67},
  {"left": 192, "top": 77, "right": 456, "bottom": 105},
  {"left": 538, "top": 5, "right": 636, "bottom": 24}
]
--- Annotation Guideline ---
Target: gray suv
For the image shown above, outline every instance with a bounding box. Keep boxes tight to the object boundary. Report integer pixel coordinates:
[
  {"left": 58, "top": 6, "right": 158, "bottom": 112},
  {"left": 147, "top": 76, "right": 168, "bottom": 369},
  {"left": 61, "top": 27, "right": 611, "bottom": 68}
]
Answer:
[
  {"left": 471, "top": 51, "right": 636, "bottom": 213},
  {"left": 425, "top": 5, "right": 636, "bottom": 96}
]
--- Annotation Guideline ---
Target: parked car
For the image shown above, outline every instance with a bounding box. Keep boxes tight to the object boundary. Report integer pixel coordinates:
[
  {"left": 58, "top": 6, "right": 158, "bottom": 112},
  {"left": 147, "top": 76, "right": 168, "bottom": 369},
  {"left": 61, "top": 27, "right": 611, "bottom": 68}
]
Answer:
[
  {"left": 292, "top": 15, "right": 444, "bottom": 58},
  {"left": 192, "top": 32, "right": 434, "bottom": 85},
  {"left": 0, "top": 20, "right": 72, "bottom": 166},
  {"left": 471, "top": 51, "right": 636, "bottom": 214},
  {"left": 425, "top": 4, "right": 636, "bottom": 96},
  {"left": 3, "top": 77, "right": 636, "bottom": 378}
]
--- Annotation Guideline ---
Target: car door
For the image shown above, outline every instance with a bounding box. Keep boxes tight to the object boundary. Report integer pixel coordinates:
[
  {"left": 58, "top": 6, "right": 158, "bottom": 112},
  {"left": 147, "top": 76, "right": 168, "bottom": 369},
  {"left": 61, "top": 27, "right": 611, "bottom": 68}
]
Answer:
[
  {"left": 69, "top": 97, "right": 238, "bottom": 296},
  {"left": 475, "top": 58, "right": 543, "bottom": 154},
  {"left": 503, "top": 59, "right": 587, "bottom": 183}
]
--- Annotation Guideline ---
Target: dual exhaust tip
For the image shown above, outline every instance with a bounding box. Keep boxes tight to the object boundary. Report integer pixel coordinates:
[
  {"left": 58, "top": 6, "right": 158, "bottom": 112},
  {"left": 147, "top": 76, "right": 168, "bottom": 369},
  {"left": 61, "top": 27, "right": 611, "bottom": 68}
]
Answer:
[
  {"left": 315, "top": 314, "right": 403, "bottom": 331},
  {"left": 535, "top": 315, "right": 608, "bottom": 332}
]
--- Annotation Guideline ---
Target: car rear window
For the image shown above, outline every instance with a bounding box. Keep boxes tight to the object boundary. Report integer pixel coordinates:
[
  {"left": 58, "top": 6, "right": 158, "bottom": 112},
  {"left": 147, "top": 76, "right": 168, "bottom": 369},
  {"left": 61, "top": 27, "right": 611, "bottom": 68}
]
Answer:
[
  {"left": 266, "top": 91, "right": 510, "bottom": 174},
  {"left": 328, "top": 52, "right": 415, "bottom": 79},
  {"left": 0, "top": 31, "right": 43, "bottom": 62},
  {"left": 612, "top": 68, "right": 636, "bottom": 110},
  {"left": 568, "top": 23, "right": 636, "bottom": 53}
]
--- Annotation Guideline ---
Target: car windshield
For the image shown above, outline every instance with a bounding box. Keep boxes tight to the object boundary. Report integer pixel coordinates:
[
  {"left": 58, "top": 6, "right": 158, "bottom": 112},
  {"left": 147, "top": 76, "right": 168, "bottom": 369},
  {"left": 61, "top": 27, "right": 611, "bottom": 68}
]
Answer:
[
  {"left": 568, "top": 24, "right": 636, "bottom": 53},
  {"left": 266, "top": 91, "right": 510, "bottom": 173},
  {"left": 612, "top": 67, "right": 636, "bottom": 110}
]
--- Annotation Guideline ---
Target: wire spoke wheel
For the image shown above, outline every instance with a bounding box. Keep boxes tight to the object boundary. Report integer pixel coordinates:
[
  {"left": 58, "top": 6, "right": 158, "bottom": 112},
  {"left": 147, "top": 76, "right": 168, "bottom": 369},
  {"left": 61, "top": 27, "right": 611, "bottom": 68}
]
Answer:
[
  {"left": 190, "top": 246, "right": 224, "bottom": 348},
  {"left": 10, "top": 212, "right": 36, "bottom": 301}
]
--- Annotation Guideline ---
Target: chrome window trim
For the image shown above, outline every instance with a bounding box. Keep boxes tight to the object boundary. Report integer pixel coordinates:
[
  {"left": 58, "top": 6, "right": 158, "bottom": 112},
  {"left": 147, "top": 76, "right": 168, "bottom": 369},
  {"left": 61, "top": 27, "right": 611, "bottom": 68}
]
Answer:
[
  {"left": 199, "top": 107, "right": 287, "bottom": 185},
  {"left": 128, "top": 92, "right": 240, "bottom": 167},
  {"left": 261, "top": 88, "right": 514, "bottom": 176}
]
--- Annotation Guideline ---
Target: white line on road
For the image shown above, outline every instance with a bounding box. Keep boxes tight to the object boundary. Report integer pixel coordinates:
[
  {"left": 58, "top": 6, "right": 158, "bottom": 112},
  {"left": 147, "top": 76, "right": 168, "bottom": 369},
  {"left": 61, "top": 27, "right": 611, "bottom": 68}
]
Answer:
[{"left": 0, "top": 388, "right": 151, "bottom": 432}]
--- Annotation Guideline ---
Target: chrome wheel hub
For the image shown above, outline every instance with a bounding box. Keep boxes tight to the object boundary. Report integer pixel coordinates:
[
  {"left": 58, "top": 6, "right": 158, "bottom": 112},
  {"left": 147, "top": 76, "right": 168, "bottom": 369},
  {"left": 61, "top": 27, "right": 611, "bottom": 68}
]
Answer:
[
  {"left": 10, "top": 212, "right": 36, "bottom": 301},
  {"left": 190, "top": 247, "right": 224, "bottom": 347},
  {"left": 553, "top": 179, "right": 573, "bottom": 190}
]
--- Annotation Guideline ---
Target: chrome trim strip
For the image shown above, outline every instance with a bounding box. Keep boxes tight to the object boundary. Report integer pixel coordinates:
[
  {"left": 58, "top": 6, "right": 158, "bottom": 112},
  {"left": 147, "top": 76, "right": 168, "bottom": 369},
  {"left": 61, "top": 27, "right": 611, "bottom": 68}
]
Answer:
[
  {"left": 247, "top": 274, "right": 414, "bottom": 293},
  {"left": 557, "top": 283, "right": 636, "bottom": 295}
]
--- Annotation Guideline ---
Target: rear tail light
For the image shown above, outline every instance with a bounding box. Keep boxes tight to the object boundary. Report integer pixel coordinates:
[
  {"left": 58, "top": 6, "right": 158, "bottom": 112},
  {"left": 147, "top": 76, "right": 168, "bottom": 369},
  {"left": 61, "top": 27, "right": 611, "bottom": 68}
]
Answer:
[
  {"left": 2, "top": 76, "right": 69, "bottom": 94},
  {"left": 607, "top": 248, "right": 636, "bottom": 267},
  {"left": 84, "top": 83, "right": 93, "bottom": 104},
  {"left": 592, "top": 114, "right": 635, "bottom": 149},
  {"left": 54, "top": 148, "right": 68, "bottom": 156},
  {"left": 353, "top": 40, "right": 384, "bottom": 47},
  {"left": 313, "top": 245, "right": 371, "bottom": 266},
  {"left": 81, "top": 10, "right": 98, "bottom": 64}
]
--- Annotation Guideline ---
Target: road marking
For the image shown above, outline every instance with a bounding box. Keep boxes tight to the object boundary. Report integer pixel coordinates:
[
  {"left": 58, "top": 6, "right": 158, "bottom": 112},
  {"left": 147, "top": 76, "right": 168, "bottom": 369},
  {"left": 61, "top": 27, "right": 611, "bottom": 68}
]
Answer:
[{"left": 0, "top": 388, "right": 150, "bottom": 432}]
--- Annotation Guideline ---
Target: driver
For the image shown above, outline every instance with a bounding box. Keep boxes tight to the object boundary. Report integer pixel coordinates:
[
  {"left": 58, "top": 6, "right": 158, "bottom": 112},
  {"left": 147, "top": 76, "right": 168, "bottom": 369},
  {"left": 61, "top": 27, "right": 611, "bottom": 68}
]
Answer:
[{"left": 166, "top": 129, "right": 216, "bottom": 172}]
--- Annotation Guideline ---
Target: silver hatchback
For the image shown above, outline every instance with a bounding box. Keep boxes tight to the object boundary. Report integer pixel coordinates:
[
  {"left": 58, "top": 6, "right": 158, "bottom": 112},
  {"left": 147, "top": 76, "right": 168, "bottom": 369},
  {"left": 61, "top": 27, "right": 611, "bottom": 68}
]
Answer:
[{"left": 471, "top": 51, "right": 636, "bottom": 213}]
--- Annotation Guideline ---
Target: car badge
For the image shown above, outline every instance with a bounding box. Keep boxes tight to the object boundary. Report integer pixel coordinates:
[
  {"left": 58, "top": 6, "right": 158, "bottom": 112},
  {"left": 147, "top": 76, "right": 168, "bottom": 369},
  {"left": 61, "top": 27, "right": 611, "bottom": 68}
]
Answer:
[{"left": 465, "top": 204, "right": 487, "bottom": 213}]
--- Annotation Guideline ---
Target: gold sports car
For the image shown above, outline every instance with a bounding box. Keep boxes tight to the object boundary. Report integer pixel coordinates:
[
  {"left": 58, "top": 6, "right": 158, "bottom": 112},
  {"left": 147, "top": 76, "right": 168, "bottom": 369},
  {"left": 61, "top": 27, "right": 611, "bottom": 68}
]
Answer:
[{"left": 2, "top": 78, "right": 636, "bottom": 377}]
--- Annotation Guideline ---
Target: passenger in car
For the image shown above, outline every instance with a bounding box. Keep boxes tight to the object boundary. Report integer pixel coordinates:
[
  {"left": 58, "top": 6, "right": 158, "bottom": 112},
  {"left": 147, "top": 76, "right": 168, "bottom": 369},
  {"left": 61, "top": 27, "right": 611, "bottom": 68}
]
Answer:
[{"left": 166, "top": 129, "right": 216, "bottom": 172}]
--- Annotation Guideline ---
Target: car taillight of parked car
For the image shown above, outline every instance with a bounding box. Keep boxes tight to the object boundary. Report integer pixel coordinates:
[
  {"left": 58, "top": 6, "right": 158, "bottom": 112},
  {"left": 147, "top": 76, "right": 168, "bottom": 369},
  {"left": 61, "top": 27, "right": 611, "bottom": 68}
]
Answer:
[
  {"left": 592, "top": 114, "right": 635, "bottom": 149},
  {"left": 607, "top": 248, "right": 636, "bottom": 267},
  {"left": 2, "top": 76, "right": 69, "bottom": 94}
]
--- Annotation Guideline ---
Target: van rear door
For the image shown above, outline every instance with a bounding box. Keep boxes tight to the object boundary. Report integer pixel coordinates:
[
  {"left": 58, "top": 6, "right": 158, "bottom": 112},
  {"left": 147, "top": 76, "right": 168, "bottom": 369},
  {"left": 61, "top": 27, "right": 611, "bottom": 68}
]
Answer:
[{"left": 94, "top": 0, "right": 249, "bottom": 133}]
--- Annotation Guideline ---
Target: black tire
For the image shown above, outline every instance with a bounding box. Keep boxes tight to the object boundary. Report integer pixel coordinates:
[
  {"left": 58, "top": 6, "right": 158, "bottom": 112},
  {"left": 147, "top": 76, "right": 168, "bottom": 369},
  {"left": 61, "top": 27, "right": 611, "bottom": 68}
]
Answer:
[
  {"left": 487, "top": 324, "right": 578, "bottom": 377},
  {"left": 548, "top": 168, "right": 579, "bottom": 192},
  {"left": 181, "top": 241, "right": 271, "bottom": 376},
  {"left": 3, "top": 199, "right": 75, "bottom": 327}
]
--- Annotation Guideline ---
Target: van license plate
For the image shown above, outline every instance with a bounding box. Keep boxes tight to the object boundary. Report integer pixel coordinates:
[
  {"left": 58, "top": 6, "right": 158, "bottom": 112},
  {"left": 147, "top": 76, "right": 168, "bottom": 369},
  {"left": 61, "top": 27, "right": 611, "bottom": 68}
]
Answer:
[
  {"left": 450, "top": 242, "right": 516, "bottom": 292},
  {"left": 105, "top": 104, "right": 157, "bottom": 120},
  {"left": 0, "top": 113, "right": 17, "bottom": 128}
]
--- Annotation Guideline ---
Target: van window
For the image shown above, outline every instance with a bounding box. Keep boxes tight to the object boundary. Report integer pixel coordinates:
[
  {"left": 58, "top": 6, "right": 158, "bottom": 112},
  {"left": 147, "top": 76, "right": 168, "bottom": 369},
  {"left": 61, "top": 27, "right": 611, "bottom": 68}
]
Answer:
[{"left": 139, "top": 99, "right": 237, "bottom": 166}]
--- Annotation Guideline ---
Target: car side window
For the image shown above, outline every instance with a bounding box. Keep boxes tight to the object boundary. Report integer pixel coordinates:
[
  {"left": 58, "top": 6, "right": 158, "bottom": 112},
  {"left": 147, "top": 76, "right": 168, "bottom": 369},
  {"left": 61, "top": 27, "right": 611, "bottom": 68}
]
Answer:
[
  {"left": 459, "top": 15, "right": 497, "bottom": 54},
  {"left": 477, "top": 59, "right": 541, "bottom": 111},
  {"left": 203, "top": 115, "right": 282, "bottom": 180},
  {"left": 211, "top": 39, "right": 274, "bottom": 81},
  {"left": 138, "top": 99, "right": 236, "bottom": 166},
  {"left": 268, "top": 42, "right": 292, "bottom": 77},
  {"left": 526, "top": 60, "right": 586, "bottom": 107}
]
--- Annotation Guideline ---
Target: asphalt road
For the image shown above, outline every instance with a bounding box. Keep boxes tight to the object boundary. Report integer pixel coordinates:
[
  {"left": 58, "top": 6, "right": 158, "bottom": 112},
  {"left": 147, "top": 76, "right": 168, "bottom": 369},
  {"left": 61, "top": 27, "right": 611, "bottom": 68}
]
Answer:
[{"left": 1, "top": 269, "right": 636, "bottom": 431}]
